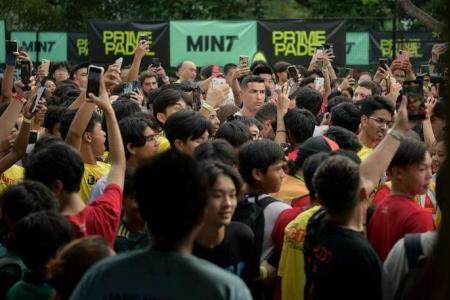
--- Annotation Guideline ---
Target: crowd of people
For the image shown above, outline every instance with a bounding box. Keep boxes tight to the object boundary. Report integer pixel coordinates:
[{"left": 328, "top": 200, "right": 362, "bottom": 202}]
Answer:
[{"left": 0, "top": 35, "right": 448, "bottom": 300}]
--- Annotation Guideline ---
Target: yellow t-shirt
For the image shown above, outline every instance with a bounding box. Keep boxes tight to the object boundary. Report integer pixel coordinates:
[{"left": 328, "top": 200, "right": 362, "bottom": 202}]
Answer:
[
  {"left": 357, "top": 145, "right": 373, "bottom": 161},
  {"left": 270, "top": 175, "right": 309, "bottom": 205},
  {"left": 157, "top": 136, "right": 170, "bottom": 154},
  {"left": 80, "top": 161, "right": 111, "bottom": 202},
  {"left": 278, "top": 205, "right": 321, "bottom": 300},
  {"left": 0, "top": 165, "right": 25, "bottom": 194}
]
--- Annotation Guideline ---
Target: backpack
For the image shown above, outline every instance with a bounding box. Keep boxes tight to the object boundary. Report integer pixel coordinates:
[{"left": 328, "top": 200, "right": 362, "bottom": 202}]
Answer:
[
  {"left": 0, "top": 257, "right": 23, "bottom": 298},
  {"left": 232, "top": 193, "right": 277, "bottom": 261},
  {"left": 394, "top": 233, "right": 427, "bottom": 300}
]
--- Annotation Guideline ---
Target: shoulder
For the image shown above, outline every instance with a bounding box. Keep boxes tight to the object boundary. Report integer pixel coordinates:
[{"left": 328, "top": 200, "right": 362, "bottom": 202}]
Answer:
[{"left": 227, "top": 222, "right": 254, "bottom": 240}]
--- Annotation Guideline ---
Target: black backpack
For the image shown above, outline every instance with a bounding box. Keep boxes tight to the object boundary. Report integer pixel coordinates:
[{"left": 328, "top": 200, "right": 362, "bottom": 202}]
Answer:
[
  {"left": 232, "top": 193, "right": 277, "bottom": 261},
  {"left": 395, "top": 233, "right": 428, "bottom": 300}
]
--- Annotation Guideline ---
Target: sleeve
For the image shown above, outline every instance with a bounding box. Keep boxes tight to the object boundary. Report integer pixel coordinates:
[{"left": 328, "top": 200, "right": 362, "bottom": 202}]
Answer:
[
  {"left": 382, "top": 239, "right": 408, "bottom": 300},
  {"left": 88, "top": 175, "right": 107, "bottom": 203},
  {"left": 86, "top": 184, "right": 123, "bottom": 246}
]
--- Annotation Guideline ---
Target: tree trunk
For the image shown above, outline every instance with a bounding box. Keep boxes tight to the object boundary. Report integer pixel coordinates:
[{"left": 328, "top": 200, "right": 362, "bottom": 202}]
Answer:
[{"left": 398, "top": 0, "right": 446, "bottom": 34}]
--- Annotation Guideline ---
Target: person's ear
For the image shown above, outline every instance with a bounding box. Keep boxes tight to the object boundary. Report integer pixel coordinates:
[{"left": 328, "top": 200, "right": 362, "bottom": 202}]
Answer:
[
  {"left": 263, "top": 120, "right": 272, "bottom": 131},
  {"left": 360, "top": 115, "right": 368, "bottom": 127},
  {"left": 391, "top": 166, "right": 403, "bottom": 181},
  {"left": 49, "top": 179, "right": 64, "bottom": 197},
  {"left": 252, "top": 168, "right": 264, "bottom": 183},
  {"left": 126, "top": 143, "right": 137, "bottom": 156},
  {"left": 174, "top": 139, "right": 185, "bottom": 152},
  {"left": 83, "top": 131, "right": 92, "bottom": 143},
  {"left": 156, "top": 112, "right": 167, "bottom": 124}
]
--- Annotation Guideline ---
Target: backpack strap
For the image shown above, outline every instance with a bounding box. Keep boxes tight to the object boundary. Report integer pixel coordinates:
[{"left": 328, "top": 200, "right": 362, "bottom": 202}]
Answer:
[{"left": 404, "top": 233, "right": 424, "bottom": 270}]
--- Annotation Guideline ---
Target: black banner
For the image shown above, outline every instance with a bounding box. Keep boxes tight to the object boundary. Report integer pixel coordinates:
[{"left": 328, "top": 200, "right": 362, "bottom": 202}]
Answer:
[
  {"left": 68, "top": 32, "right": 88, "bottom": 64},
  {"left": 87, "top": 21, "right": 169, "bottom": 67},
  {"left": 257, "top": 20, "right": 346, "bottom": 67},
  {"left": 369, "top": 31, "right": 434, "bottom": 65}
]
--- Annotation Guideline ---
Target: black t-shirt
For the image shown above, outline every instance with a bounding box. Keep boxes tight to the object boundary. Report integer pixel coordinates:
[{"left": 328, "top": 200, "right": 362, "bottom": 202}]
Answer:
[
  {"left": 304, "top": 209, "right": 382, "bottom": 300},
  {"left": 193, "top": 222, "right": 259, "bottom": 285}
]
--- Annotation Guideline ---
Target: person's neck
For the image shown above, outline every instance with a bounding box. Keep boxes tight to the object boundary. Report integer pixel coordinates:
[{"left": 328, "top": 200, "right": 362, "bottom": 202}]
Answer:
[
  {"left": 123, "top": 214, "right": 146, "bottom": 234},
  {"left": 243, "top": 183, "right": 264, "bottom": 195},
  {"left": 327, "top": 206, "right": 364, "bottom": 232},
  {"left": 195, "top": 224, "right": 225, "bottom": 248},
  {"left": 390, "top": 181, "right": 416, "bottom": 199},
  {"left": 239, "top": 106, "right": 256, "bottom": 117},
  {"left": 358, "top": 130, "right": 375, "bottom": 149},
  {"left": 59, "top": 192, "right": 86, "bottom": 216},
  {"left": 126, "top": 157, "right": 138, "bottom": 169},
  {"left": 80, "top": 144, "right": 98, "bottom": 165}
]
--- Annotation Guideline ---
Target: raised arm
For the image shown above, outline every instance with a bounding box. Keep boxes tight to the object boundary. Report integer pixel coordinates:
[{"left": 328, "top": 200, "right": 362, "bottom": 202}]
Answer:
[
  {"left": 274, "top": 84, "right": 290, "bottom": 145},
  {"left": 360, "top": 97, "right": 410, "bottom": 195},
  {"left": 126, "top": 40, "right": 148, "bottom": 82},
  {"left": 86, "top": 76, "right": 125, "bottom": 188},
  {"left": 422, "top": 97, "right": 437, "bottom": 150}
]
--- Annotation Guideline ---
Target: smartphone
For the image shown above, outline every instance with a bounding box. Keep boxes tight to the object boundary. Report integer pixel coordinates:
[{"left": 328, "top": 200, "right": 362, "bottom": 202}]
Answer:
[
  {"left": 19, "top": 61, "right": 32, "bottom": 91},
  {"left": 86, "top": 65, "right": 104, "bottom": 98},
  {"left": 41, "top": 59, "right": 50, "bottom": 77},
  {"left": 132, "top": 80, "right": 141, "bottom": 92},
  {"left": 115, "top": 57, "right": 123, "bottom": 71},
  {"left": 212, "top": 77, "right": 226, "bottom": 88},
  {"left": 315, "top": 59, "right": 324, "bottom": 69},
  {"left": 123, "top": 82, "right": 133, "bottom": 94},
  {"left": 139, "top": 34, "right": 148, "bottom": 42},
  {"left": 287, "top": 65, "right": 300, "bottom": 83},
  {"left": 402, "top": 80, "right": 426, "bottom": 120},
  {"left": 316, "top": 47, "right": 323, "bottom": 55},
  {"left": 239, "top": 55, "right": 249, "bottom": 67},
  {"left": 323, "top": 43, "right": 333, "bottom": 54},
  {"left": 5, "top": 40, "right": 18, "bottom": 54},
  {"left": 151, "top": 57, "right": 161, "bottom": 68},
  {"left": 31, "top": 86, "right": 46, "bottom": 113},
  {"left": 314, "top": 77, "right": 324, "bottom": 91},
  {"left": 378, "top": 58, "right": 388, "bottom": 70}
]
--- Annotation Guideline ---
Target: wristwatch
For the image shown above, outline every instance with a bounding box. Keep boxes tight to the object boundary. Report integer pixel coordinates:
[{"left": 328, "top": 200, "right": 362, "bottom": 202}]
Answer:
[{"left": 387, "top": 128, "right": 404, "bottom": 141}]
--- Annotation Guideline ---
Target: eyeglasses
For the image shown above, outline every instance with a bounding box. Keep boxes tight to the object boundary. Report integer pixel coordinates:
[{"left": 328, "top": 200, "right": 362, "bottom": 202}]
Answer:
[
  {"left": 144, "top": 134, "right": 160, "bottom": 143},
  {"left": 368, "top": 116, "right": 393, "bottom": 128}
]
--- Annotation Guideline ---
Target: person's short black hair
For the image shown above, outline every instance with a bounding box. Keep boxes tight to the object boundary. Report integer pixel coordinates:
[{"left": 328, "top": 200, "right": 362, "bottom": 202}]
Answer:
[
  {"left": 358, "top": 80, "right": 381, "bottom": 96},
  {"left": 153, "top": 88, "right": 187, "bottom": 124},
  {"left": 388, "top": 137, "right": 428, "bottom": 171},
  {"left": 239, "top": 116, "right": 263, "bottom": 131},
  {"left": 302, "top": 152, "right": 331, "bottom": 201},
  {"left": 200, "top": 65, "right": 213, "bottom": 79},
  {"left": 295, "top": 87, "right": 322, "bottom": 116},
  {"left": 200, "top": 160, "right": 243, "bottom": 197},
  {"left": 0, "top": 181, "right": 58, "bottom": 225},
  {"left": 51, "top": 61, "right": 71, "bottom": 76},
  {"left": 273, "top": 61, "right": 290, "bottom": 74},
  {"left": 324, "top": 126, "right": 362, "bottom": 152},
  {"left": 284, "top": 108, "right": 316, "bottom": 145},
  {"left": 43, "top": 106, "right": 67, "bottom": 131},
  {"left": 32, "top": 136, "right": 63, "bottom": 155},
  {"left": 12, "top": 211, "right": 74, "bottom": 270},
  {"left": 240, "top": 75, "right": 265, "bottom": 90},
  {"left": 238, "top": 139, "right": 284, "bottom": 185},
  {"left": 193, "top": 139, "right": 238, "bottom": 166},
  {"left": 215, "top": 121, "right": 253, "bottom": 149},
  {"left": 360, "top": 95, "right": 395, "bottom": 117},
  {"left": 250, "top": 60, "right": 269, "bottom": 73},
  {"left": 59, "top": 109, "right": 102, "bottom": 141},
  {"left": 134, "top": 150, "right": 208, "bottom": 242},
  {"left": 327, "top": 95, "right": 351, "bottom": 113},
  {"left": 165, "top": 111, "right": 212, "bottom": 146},
  {"left": 252, "top": 65, "right": 273, "bottom": 76},
  {"left": 25, "top": 142, "right": 84, "bottom": 193},
  {"left": 255, "top": 102, "right": 277, "bottom": 133},
  {"left": 330, "top": 102, "right": 361, "bottom": 133},
  {"left": 299, "top": 75, "right": 316, "bottom": 88},
  {"left": 313, "top": 155, "right": 360, "bottom": 214},
  {"left": 112, "top": 98, "right": 142, "bottom": 123},
  {"left": 223, "top": 63, "right": 237, "bottom": 76},
  {"left": 119, "top": 116, "right": 151, "bottom": 160}
]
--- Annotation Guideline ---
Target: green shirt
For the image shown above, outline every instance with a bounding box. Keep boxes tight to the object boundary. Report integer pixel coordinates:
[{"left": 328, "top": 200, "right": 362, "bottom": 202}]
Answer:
[
  {"left": 114, "top": 219, "right": 149, "bottom": 253},
  {"left": 6, "top": 278, "right": 54, "bottom": 300}
]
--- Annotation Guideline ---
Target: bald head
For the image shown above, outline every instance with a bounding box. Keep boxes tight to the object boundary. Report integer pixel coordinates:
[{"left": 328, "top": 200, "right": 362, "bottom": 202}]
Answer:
[{"left": 178, "top": 61, "right": 197, "bottom": 81}]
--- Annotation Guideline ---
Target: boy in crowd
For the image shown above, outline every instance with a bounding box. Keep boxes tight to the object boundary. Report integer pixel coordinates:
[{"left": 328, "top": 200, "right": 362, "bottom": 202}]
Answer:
[
  {"left": 164, "top": 111, "right": 212, "bottom": 155},
  {"left": 358, "top": 96, "right": 395, "bottom": 161},
  {"left": 369, "top": 138, "right": 435, "bottom": 261},
  {"left": 71, "top": 150, "right": 252, "bottom": 300},
  {"left": 25, "top": 76, "right": 126, "bottom": 246}
]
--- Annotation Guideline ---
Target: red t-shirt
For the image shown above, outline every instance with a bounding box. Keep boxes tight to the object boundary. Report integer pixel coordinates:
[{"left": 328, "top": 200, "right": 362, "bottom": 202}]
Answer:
[
  {"left": 368, "top": 194, "right": 435, "bottom": 261},
  {"left": 67, "top": 184, "right": 122, "bottom": 246},
  {"left": 271, "top": 206, "right": 305, "bottom": 255}
]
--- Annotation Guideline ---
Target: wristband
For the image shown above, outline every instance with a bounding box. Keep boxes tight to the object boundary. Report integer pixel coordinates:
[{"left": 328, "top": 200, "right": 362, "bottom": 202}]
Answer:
[{"left": 22, "top": 117, "right": 32, "bottom": 124}]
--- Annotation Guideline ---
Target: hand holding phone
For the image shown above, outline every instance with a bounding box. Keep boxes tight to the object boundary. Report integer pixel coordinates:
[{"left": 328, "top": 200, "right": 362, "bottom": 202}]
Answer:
[
  {"left": 31, "top": 86, "right": 46, "bottom": 113},
  {"left": 239, "top": 55, "right": 249, "bottom": 67},
  {"left": 402, "top": 80, "right": 426, "bottom": 120},
  {"left": 151, "top": 57, "right": 161, "bottom": 68},
  {"left": 86, "top": 66, "right": 104, "bottom": 98},
  {"left": 19, "top": 61, "right": 32, "bottom": 91},
  {"left": 378, "top": 58, "right": 388, "bottom": 71},
  {"left": 287, "top": 65, "right": 300, "bottom": 83},
  {"left": 115, "top": 57, "right": 123, "bottom": 71}
]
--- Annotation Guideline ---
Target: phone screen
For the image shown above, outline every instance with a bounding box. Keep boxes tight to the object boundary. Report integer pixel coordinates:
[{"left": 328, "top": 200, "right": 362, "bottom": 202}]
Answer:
[
  {"left": 31, "top": 86, "right": 46, "bottom": 113},
  {"left": 378, "top": 58, "right": 388, "bottom": 70},
  {"left": 287, "top": 66, "right": 299, "bottom": 83},
  {"left": 151, "top": 57, "right": 161, "bottom": 68},
  {"left": 403, "top": 80, "right": 426, "bottom": 120},
  {"left": 239, "top": 55, "right": 248, "bottom": 67},
  {"left": 6, "top": 40, "right": 18, "bottom": 54},
  {"left": 315, "top": 77, "right": 324, "bottom": 91},
  {"left": 86, "top": 66, "right": 103, "bottom": 98},
  {"left": 20, "top": 61, "right": 31, "bottom": 90}
]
